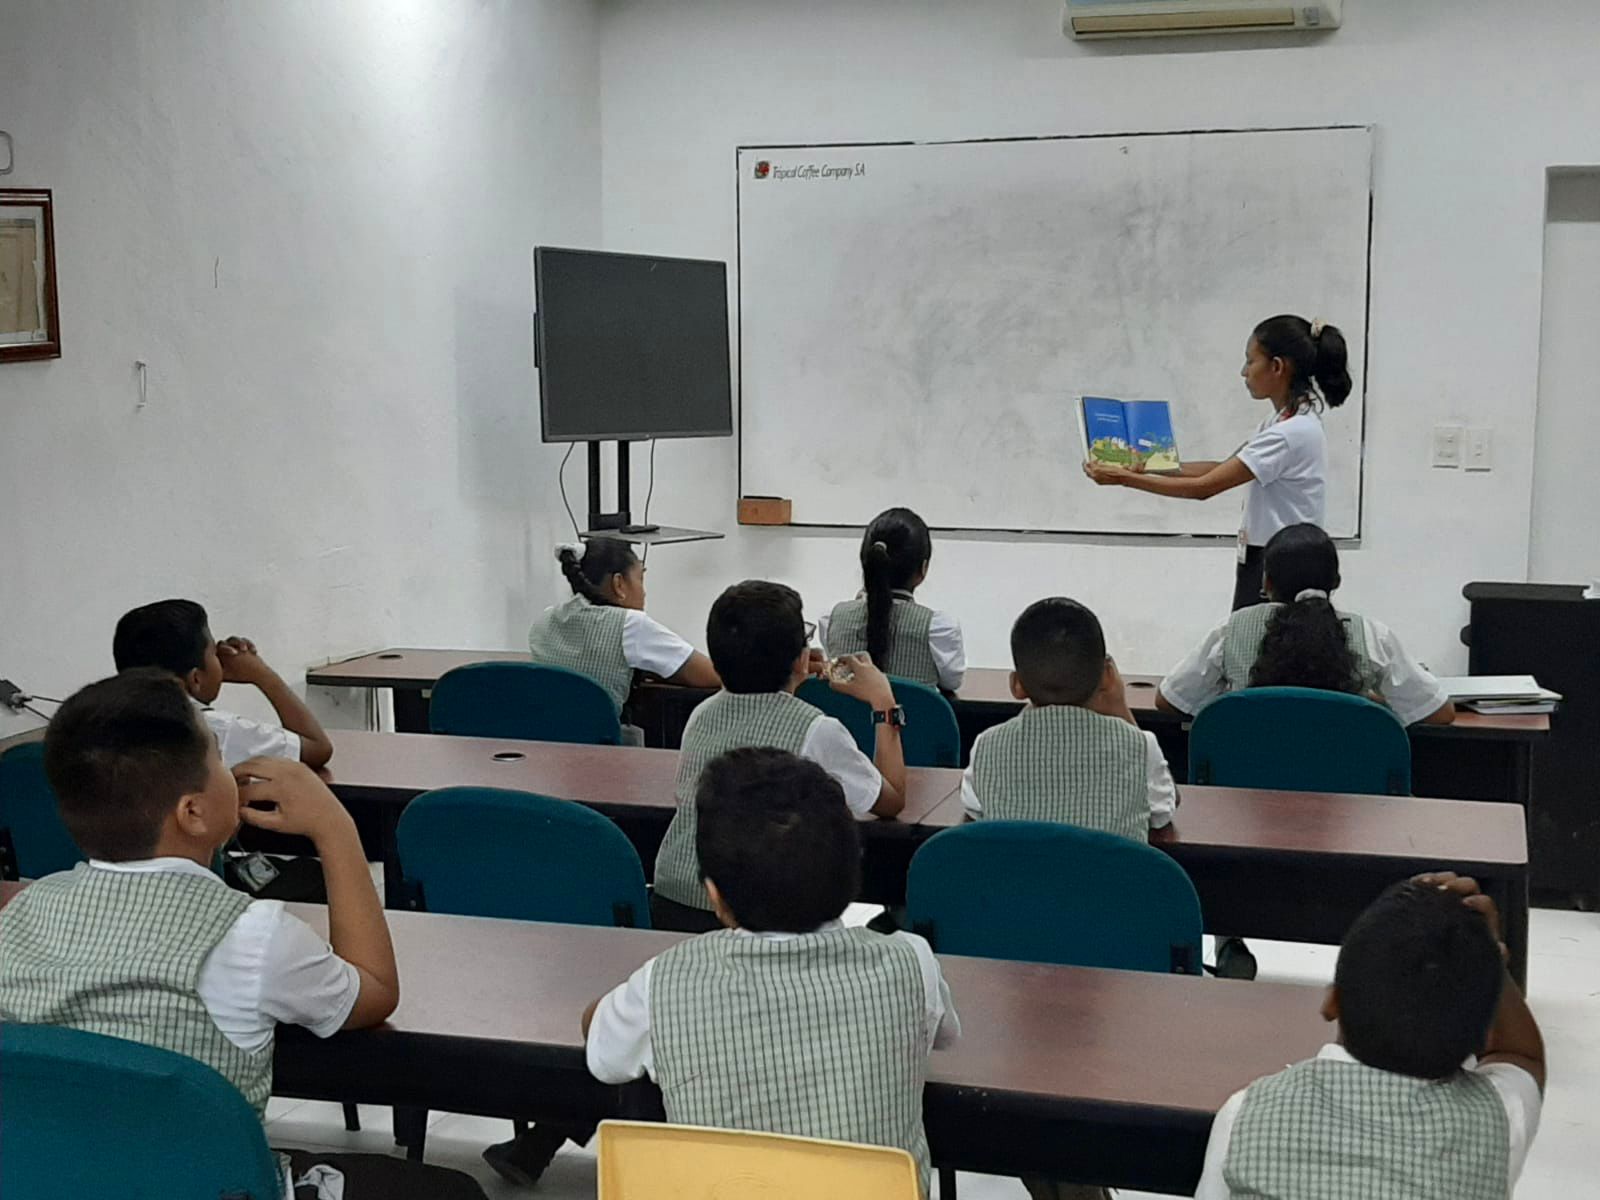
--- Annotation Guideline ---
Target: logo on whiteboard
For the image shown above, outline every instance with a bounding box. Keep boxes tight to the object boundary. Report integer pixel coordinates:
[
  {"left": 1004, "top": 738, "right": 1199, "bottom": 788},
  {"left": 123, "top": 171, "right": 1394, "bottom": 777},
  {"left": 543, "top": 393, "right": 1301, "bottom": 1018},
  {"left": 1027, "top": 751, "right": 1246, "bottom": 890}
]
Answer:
[{"left": 754, "top": 161, "right": 772, "bottom": 179}]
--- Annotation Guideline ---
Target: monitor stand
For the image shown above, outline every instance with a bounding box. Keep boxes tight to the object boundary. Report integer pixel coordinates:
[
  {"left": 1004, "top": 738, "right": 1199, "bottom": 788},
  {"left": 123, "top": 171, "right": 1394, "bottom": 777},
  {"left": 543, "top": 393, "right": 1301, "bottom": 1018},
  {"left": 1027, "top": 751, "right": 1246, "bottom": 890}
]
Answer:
[{"left": 581, "top": 440, "right": 723, "bottom": 547}]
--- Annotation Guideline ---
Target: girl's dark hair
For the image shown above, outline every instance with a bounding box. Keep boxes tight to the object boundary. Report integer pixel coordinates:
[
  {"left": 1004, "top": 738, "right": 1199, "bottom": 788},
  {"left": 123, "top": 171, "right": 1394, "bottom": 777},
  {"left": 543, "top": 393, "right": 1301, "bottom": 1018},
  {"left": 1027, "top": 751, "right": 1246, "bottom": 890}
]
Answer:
[
  {"left": 1249, "top": 523, "right": 1360, "bottom": 694},
  {"left": 1253, "top": 314, "right": 1352, "bottom": 409},
  {"left": 860, "top": 507, "right": 932, "bottom": 665},
  {"left": 555, "top": 541, "right": 639, "bottom": 607}
]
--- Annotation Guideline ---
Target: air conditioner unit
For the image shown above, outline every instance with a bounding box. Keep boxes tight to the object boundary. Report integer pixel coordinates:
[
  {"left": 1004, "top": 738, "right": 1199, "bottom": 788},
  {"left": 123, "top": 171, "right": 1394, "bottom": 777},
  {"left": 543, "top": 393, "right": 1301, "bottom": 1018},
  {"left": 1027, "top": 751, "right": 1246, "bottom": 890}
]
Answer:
[{"left": 1064, "top": 0, "right": 1341, "bottom": 39}]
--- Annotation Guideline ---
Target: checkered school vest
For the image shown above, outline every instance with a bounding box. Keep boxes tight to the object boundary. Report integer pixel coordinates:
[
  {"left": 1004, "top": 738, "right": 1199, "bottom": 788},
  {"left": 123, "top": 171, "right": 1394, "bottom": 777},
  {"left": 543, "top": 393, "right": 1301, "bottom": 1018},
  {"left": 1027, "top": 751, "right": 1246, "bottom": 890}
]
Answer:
[
  {"left": 652, "top": 691, "right": 821, "bottom": 908},
  {"left": 971, "top": 705, "right": 1151, "bottom": 842},
  {"left": 527, "top": 594, "right": 636, "bottom": 714},
  {"left": 651, "top": 926, "right": 934, "bottom": 1195},
  {"left": 0, "top": 864, "right": 272, "bottom": 1115},
  {"left": 825, "top": 595, "right": 940, "bottom": 689},
  {"left": 1223, "top": 1055, "right": 1511, "bottom": 1199},
  {"left": 1220, "top": 603, "right": 1378, "bottom": 694}
]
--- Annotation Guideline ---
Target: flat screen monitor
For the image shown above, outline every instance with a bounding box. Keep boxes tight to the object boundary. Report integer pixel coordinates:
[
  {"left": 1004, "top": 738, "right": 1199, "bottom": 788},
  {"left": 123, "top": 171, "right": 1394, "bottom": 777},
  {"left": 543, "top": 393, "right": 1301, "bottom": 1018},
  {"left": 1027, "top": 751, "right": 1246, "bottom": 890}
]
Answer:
[{"left": 534, "top": 246, "right": 733, "bottom": 442}]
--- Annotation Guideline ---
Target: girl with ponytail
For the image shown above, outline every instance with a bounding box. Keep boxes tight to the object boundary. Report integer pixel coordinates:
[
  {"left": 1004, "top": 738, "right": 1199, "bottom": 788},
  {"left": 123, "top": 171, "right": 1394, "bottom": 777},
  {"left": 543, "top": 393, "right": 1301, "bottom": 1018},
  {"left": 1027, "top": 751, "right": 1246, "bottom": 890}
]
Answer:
[
  {"left": 1084, "top": 313, "right": 1353, "bottom": 611},
  {"left": 1157, "top": 523, "right": 1455, "bottom": 727},
  {"left": 819, "top": 507, "right": 965, "bottom": 692},
  {"left": 527, "top": 541, "right": 720, "bottom": 718}
]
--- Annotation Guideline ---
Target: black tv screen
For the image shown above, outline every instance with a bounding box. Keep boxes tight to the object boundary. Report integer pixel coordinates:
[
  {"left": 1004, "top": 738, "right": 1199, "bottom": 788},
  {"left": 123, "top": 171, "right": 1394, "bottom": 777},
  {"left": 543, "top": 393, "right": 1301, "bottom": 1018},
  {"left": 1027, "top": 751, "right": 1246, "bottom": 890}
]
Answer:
[{"left": 534, "top": 247, "right": 733, "bottom": 442}]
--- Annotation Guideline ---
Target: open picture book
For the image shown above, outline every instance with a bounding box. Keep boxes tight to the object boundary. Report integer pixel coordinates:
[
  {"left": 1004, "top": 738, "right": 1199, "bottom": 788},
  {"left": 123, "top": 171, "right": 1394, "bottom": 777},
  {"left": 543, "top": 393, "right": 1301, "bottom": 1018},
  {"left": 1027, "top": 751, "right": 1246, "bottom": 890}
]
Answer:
[{"left": 1079, "top": 396, "right": 1181, "bottom": 473}]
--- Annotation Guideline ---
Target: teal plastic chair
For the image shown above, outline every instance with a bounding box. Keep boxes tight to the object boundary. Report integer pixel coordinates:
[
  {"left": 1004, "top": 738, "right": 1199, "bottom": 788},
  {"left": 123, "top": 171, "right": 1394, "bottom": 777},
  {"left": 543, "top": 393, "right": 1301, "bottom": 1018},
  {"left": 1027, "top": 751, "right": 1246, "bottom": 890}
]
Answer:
[
  {"left": 394, "top": 786, "right": 650, "bottom": 927},
  {"left": 1189, "top": 687, "right": 1411, "bottom": 795},
  {"left": 0, "top": 743, "right": 83, "bottom": 880},
  {"left": 428, "top": 661, "right": 622, "bottom": 745},
  {"left": 905, "top": 821, "right": 1204, "bottom": 975},
  {"left": 794, "top": 676, "right": 961, "bottom": 768},
  {"left": 0, "top": 1023, "right": 281, "bottom": 1200},
  {"left": 392, "top": 786, "right": 650, "bottom": 1155}
]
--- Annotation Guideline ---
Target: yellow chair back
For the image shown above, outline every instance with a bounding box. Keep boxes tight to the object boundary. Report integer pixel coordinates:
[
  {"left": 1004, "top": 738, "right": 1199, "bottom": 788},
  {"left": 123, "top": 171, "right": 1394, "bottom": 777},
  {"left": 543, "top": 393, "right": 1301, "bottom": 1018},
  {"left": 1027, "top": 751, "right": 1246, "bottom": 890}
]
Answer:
[{"left": 596, "top": 1120, "right": 921, "bottom": 1200}]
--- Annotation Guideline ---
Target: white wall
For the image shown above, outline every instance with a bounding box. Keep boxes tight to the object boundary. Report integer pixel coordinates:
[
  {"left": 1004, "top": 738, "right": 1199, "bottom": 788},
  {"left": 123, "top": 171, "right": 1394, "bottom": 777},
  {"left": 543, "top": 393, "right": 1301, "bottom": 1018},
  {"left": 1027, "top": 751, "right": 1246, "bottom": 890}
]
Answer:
[
  {"left": 0, "top": 0, "right": 600, "bottom": 734},
  {"left": 598, "top": 0, "right": 1600, "bottom": 674}
]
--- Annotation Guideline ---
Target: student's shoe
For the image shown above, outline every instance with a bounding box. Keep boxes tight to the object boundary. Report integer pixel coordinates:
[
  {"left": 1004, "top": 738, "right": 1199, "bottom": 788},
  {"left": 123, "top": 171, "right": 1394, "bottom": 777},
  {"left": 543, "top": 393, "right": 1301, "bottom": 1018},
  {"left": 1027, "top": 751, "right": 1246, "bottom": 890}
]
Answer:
[
  {"left": 481, "top": 1126, "right": 566, "bottom": 1187},
  {"left": 1214, "top": 937, "right": 1259, "bottom": 981}
]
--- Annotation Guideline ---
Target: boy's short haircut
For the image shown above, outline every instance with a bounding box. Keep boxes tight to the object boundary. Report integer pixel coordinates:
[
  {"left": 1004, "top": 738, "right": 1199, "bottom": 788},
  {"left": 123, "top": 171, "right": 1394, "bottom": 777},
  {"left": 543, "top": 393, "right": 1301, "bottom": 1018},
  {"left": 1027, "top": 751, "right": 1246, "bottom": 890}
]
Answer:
[
  {"left": 706, "top": 581, "right": 807, "bottom": 694},
  {"left": 43, "top": 669, "right": 214, "bottom": 862},
  {"left": 695, "top": 747, "right": 861, "bottom": 933},
  {"left": 1335, "top": 880, "right": 1505, "bottom": 1079},
  {"left": 113, "top": 599, "right": 211, "bottom": 677},
  {"left": 1010, "top": 598, "right": 1105, "bottom": 706}
]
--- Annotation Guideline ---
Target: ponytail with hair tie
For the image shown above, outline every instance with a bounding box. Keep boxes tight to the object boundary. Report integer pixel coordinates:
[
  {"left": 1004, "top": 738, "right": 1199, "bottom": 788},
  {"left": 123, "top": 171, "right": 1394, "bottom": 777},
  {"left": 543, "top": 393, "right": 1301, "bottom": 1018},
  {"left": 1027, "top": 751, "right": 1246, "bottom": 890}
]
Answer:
[
  {"left": 555, "top": 540, "right": 639, "bottom": 608},
  {"left": 859, "top": 509, "right": 933, "bottom": 668},
  {"left": 1248, "top": 525, "right": 1360, "bottom": 694}
]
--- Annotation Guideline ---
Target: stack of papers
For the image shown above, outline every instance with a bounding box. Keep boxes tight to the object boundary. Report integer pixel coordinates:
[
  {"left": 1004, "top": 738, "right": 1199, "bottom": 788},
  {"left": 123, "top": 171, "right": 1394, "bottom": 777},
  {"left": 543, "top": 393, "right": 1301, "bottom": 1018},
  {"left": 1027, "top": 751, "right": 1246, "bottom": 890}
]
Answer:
[{"left": 1436, "top": 676, "right": 1562, "bottom": 715}]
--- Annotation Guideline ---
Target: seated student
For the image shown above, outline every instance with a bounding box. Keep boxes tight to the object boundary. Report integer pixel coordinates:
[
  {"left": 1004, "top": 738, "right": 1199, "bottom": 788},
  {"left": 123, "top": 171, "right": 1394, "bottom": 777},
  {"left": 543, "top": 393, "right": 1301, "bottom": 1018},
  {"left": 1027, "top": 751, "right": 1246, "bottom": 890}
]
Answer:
[
  {"left": 961, "top": 597, "right": 1175, "bottom": 841},
  {"left": 1195, "top": 872, "right": 1544, "bottom": 1199},
  {"left": 1157, "top": 523, "right": 1455, "bottom": 726},
  {"left": 114, "top": 598, "right": 335, "bottom": 768},
  {"left": 529, "top": 542, "right": 721, "bottom": 718},
  {"left": 821, "top": 507, "right": 966, "bottom": 692},
  {"left": 587, "top": 747, "right": 959, "bottom": 1197},
  {"left": 0, "top": 670, "right": 485, "bottom": 1198},
  {"left": 652, "top": 580, "right": 906, "bottom": 932}
]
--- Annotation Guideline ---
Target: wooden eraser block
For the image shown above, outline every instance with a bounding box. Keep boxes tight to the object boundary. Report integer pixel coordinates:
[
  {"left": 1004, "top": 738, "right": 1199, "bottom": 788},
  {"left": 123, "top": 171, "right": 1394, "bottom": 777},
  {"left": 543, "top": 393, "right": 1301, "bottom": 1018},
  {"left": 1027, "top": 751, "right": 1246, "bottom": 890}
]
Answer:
[{"left": 739, "top": 496, "right": 792, "bottom": 525}]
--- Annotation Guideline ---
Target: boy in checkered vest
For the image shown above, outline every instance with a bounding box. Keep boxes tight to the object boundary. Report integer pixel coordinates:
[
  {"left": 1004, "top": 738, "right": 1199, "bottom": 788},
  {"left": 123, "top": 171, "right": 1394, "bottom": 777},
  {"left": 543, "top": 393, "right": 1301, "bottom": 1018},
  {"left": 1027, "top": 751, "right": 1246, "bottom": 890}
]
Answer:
[
  {"left": 651, "top": 580, "right": 907, "bottom": 933},
  {"left": 586, "top": 747, "right": 960, "bottom": 1197},
  {"left": 1195, "top": 873, "right": 1545, "bottom": 1199},
  {"left": 961, "top": 597, "right": 1175, "bottom": 840},
  {"left": 0, "top": 670, "right": 485, "bottom": 1199}
]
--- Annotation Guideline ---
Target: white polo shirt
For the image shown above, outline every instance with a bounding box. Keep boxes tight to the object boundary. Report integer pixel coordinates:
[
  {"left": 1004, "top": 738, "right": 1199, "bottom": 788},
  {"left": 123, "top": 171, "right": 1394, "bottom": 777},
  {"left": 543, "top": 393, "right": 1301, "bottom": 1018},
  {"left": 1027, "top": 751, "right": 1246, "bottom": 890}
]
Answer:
[
  {"left": 586, "top": 921, "right": 961, "bottom": 1084},
  {"left": 194, "top": 699, "right": 301, "bottom": 769},
  {"left": 620, "top": 610, "right": 697, "bottom": 678},
  {"left": 86, "top": 858, "right": 360, "bottom": 1052},
  {"left": 1194, "top": 1043, "right": 1543, "bottom": 1198},
  {"left": 1238, "top": 409, "right": 1327, "bottom": 546}
]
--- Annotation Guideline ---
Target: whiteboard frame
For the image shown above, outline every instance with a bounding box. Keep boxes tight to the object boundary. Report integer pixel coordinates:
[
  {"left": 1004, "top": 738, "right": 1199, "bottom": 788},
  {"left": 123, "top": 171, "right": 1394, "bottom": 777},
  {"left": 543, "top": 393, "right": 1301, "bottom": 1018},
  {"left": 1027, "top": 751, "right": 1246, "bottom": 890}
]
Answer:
[{"left": 734, "top": 124, "right": 1374, "bottom": 542}]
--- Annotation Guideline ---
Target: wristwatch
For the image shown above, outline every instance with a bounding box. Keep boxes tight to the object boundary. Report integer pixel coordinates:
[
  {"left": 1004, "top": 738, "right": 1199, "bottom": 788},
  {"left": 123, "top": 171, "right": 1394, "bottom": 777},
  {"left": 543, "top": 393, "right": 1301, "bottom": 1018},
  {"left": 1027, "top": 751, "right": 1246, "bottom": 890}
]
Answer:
[{"left": 872, "top": 705, "right": 908, "bottom": 729}]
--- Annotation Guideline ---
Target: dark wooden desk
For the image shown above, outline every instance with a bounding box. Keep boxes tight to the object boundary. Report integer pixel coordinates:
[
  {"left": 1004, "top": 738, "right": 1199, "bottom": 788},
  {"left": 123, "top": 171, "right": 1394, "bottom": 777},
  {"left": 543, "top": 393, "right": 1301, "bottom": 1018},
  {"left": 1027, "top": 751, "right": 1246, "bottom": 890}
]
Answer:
[
  {"left": 321, "top": 730, "right": 962, "bottom": 909},
  {"left": 264, "top": 903, "right": 1329, "bottom": 1194},
  {"left": 317, "top": 731, "right": 1528, "bottom": 984},
  {"left": 308, "top": 651, "right": 1547, "bottom": 814}
]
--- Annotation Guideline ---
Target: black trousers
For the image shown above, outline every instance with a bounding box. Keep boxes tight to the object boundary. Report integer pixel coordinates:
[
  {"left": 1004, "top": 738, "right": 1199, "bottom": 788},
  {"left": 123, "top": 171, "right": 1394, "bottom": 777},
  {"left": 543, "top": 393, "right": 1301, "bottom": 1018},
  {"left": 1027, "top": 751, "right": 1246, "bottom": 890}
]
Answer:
[{"left": 1232, "top": 545, "right": 1267, "bottom": 612}]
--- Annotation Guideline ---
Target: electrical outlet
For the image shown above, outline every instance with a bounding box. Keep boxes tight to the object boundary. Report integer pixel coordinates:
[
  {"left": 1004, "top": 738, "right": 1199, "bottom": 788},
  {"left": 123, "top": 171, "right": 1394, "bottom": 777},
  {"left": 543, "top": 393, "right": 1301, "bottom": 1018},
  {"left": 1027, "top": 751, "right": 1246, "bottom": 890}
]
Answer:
[
  {"left": 1432, "top": 424, "right": 1465, "bottom": 468},
  {"left": 1466, "top": 427, "right": 1493, "bottom": 471}
]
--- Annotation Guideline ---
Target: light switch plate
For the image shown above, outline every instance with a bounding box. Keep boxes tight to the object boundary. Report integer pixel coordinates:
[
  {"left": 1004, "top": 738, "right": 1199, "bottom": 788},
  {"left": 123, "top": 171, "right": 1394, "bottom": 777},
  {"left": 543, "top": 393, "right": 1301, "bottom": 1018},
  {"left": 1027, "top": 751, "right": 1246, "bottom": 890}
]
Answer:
[
  {"left": 1466, "top": 427, "right": 1493, "bottom": 471},
  {"left": 1433, "top": 424, "right": 1465, "bottom": 468}
]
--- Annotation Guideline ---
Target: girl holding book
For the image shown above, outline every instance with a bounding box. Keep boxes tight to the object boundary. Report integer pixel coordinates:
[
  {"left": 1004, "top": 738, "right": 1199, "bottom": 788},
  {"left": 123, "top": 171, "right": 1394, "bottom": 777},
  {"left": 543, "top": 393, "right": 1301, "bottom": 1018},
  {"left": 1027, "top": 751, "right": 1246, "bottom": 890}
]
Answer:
[{"left": 1084, "top": 314, "right": 1351, "bottom": 610}]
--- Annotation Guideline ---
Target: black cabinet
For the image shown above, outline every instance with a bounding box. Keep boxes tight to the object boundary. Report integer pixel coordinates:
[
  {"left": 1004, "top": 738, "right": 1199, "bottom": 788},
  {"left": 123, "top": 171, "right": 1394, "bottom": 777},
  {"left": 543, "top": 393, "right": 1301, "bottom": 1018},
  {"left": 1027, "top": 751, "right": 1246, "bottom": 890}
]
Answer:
[{"left": 1463, "top": 582, "right": 1600, "bottom": 906}]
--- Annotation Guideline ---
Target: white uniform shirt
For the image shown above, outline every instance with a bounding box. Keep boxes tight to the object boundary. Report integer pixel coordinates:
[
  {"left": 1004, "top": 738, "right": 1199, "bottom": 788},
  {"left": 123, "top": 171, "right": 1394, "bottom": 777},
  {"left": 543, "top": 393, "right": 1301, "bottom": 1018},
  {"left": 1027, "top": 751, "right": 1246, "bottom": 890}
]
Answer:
[
  {"left": 621, "top": 610, "right": 697, "bottom": 678},
  {"left": 817, "top": 603, "right": 967, "bottom": 692},
  {"left": 586, "top": 921, "right": 961, "bottom": 1084},
  {"left": 1159, "top": 611, "right": 1450, "bottom": 727},
  {"left": 960, "top": 726, "right": 1176, "bottom": 829},
  {"left": 798, "top": 714, "right": 887, "bottom": 816},
  {"left": 195, "top": 700, "right": 301, "bottom": 769},
  {"left": 1237, "top": 409, "right": 1327, "bottom": 546},
  {"left": 87, "top": 858, "right": 360, "bottom": 1052},
  {"left": 1194, "top": 1043, "right": 1543, "bottom": 1199}
]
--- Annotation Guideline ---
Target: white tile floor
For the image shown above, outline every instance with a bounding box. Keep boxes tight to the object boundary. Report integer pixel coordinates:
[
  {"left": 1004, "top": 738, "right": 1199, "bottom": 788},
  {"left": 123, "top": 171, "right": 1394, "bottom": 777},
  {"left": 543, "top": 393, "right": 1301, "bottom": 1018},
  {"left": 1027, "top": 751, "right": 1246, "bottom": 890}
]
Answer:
[{"left": 268, "top": 904, "right": 1600, "bottom": 1198}]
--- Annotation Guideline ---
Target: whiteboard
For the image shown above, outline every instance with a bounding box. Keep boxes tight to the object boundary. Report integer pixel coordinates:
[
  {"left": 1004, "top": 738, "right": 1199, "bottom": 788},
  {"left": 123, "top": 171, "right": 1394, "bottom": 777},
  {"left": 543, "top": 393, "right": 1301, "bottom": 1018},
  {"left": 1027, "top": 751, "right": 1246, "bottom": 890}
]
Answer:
[{"left": 736, "top": 128, "right": 1371, "bottom": 536}]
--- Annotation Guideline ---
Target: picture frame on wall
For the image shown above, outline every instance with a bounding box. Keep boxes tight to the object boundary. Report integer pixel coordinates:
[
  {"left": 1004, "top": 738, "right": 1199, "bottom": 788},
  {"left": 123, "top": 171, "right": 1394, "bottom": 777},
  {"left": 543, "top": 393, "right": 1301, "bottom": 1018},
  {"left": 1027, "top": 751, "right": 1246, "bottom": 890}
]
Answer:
[{"left": 0, "top": 188, "right": 61, "bottom": 363}]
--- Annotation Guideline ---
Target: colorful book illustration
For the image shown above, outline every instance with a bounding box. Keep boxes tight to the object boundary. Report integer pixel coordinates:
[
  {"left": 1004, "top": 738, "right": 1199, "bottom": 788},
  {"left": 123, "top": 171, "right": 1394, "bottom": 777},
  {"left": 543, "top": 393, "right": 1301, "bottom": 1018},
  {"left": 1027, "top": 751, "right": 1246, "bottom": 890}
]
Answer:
[{"left": 1079, "top": 396, "right": 1181, "bottom": 473}]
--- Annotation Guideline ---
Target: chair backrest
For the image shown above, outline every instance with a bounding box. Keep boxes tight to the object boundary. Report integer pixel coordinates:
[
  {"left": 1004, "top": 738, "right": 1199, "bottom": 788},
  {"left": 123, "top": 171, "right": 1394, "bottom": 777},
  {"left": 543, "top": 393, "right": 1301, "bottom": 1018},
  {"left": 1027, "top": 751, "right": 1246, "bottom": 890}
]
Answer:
[
  {"left": 394, "top": 786, "right": 650, "bottom": 927},
  {"left": 0, "top": 1023, "right": 281, "bottom": 1200},
  {"left": 0, "top": 742, "right": 84, "bottom": 880},
  {"left": 429, "top": 661, "right": 622, "bottom": 745},
  {"left": 794, "top": 676, "right": 962, "bottom": 768},
  {"left": 596, "top": 1120, "right": 920, "bottom": 1200},
  {"left": 1189, "top": 686, "right": 1412, "bottom": 795},
  {"left": 905, "top": 821, "right": 1204, "bottom": 974}
]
